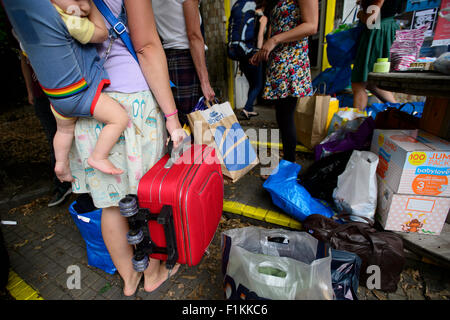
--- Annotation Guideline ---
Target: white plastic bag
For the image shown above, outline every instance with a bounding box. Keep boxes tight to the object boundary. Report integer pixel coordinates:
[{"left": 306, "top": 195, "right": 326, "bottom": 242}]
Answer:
[
  {"left": 221, "top": 227, "right": 334, "bottom": 300},
  {"left": 332, "top": 150, "right": 378, "bottom": 223}
]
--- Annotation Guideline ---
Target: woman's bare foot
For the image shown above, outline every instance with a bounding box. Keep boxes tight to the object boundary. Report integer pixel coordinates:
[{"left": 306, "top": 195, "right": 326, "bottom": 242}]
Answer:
[
  {"left": 123, "top": 271, "right": 143, "bottom": 297},
  {"left": 54, "top": 160, "right": 74, "bottom": 182},
  {"left": 144, "top": 263, "right": 180, "bottom": 293},
  {"left": 88, "top": 156, "right": 123, "bottom": 175}
]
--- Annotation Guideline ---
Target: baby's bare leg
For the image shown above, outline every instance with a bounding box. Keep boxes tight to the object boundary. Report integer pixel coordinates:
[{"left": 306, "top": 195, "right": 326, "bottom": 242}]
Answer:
[
  {"left": 88, "top": 93, "right": 128, "bottom": 175},
  {"left": 53, "top": 116, "right": 77, "bottom": 182}
]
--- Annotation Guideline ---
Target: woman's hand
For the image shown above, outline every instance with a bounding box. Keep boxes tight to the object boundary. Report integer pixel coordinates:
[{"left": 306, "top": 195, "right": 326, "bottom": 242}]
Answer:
[
  {"left": 165, "top": 116, "right": 186, "bottom": 149},
  {"left": 260, "top": 37, "right": 278, "bottom": 61},
  {"left": 250, "top": 50, "right": 264, "bottom": 65},
  {"left": 201, "top": 81, "right": 215, "bottom": 102},
  {"left": 250, "top": 37, "right": 277, "bottom": 65}
]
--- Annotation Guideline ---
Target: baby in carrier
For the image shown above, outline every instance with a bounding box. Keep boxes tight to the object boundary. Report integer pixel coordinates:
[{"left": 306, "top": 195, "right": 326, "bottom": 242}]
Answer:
[{"left": 5, "top": 0, "right": 129, "bottom": 182}]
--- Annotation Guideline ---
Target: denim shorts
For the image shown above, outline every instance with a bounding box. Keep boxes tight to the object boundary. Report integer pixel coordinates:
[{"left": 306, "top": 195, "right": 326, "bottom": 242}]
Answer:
[{"left": 4, "top": 0, "right": 110, "bottom": 117}]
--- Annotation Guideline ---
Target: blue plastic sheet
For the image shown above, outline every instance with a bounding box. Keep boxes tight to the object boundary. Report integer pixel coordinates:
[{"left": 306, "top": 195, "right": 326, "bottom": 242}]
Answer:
[
  {"left": 263, "top": 160, "right": 333, "bottom": 222},
  {"left": 366, "top": 102, "right": 424, "bottom": 120},
  {"left": 69, "top": 202, "right": 116, "bottom": 274}
]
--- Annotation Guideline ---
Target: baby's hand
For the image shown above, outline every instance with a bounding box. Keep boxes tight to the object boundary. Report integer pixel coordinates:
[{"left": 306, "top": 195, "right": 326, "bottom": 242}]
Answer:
[
  {"left": 76, "top": 0, "right": 91, "bottom": 17},
  {"left": 52, "top": 0, "right": 90, "bottom": 17}
]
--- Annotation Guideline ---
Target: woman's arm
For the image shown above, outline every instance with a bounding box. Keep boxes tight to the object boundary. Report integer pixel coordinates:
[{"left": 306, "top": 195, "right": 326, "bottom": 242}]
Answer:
[
  {"left": 252, "top": 0, "right": 318, "bottom": 63},
  {"left": 124, "top": 0, "right": 184, "bottom": 146},
  {"left": 256, "top": 15, "right": 268, "bottom": 49},
  {"left": 87, "top": 0, "right": 108, "bottom": 43},
  {"left": 357, "top": 0, "right": 384, "bottom": 25},
  {"left": 183, "top": 0, "right": 215, "bottom": 101}
]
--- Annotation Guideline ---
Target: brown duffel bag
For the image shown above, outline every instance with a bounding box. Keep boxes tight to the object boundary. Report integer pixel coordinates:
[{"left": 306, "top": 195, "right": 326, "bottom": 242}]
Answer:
[{"left": 303, "top": 214, "right": 405, "bottom": 292}]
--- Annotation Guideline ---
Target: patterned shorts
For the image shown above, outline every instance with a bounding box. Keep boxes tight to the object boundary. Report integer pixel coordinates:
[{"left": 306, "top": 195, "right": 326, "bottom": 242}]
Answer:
[{"left": 69, "top": 90, "right": 167, "bottom": 208}]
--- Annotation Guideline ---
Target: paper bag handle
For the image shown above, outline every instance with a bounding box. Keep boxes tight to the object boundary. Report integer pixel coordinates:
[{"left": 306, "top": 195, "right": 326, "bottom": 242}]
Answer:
[{"left": 205, "top": 97, "right": 220, "bottom": 109}]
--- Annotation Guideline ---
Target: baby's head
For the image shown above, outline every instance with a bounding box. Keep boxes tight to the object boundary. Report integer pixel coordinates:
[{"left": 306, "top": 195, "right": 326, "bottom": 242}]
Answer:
[{"left": 52, "top": 0, "right": 91, "bottom": 17}]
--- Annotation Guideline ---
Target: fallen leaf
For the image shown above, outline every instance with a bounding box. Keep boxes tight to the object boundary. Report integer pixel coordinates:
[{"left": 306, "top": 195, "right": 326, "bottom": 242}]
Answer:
[
  {"left": 372, "top": 289, "right": 387, "bottom": 300},
  {"left": 14, "top": 239, "right": 28, "bottom": 249},
  {"left": 41, "top": 233, "right": 55, "bottom": 242},
  {"left": 99, "top": 283, "right": 111, "bottom": 295}
]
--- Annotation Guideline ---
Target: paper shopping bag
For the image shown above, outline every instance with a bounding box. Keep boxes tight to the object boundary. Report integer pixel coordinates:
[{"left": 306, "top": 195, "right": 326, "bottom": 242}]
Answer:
[
  {"left": 187, "top": 100, "right": 259, "bottom": 182},
  {"left": 295, "top": 94, "right": 332, "bottom": 149}
]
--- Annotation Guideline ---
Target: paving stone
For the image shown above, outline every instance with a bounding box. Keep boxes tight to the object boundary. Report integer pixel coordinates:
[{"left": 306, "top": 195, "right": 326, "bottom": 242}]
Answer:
[{"left": 101, "top": 284, "right": 125, "bottom": 300}]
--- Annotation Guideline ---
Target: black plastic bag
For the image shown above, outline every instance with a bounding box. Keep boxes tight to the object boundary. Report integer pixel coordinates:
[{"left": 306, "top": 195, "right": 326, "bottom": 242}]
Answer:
[
  {"left": 297, "top": 151, "right": 353, "bottom": 203},
  {"left": 331, "top": 248, "right": 361, "bottom": 300}
]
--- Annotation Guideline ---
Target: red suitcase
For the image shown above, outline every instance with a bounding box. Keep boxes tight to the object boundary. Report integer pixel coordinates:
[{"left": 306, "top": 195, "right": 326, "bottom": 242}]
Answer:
[{"left": 119, "top": 140, "right": 223, "bottom": 271}]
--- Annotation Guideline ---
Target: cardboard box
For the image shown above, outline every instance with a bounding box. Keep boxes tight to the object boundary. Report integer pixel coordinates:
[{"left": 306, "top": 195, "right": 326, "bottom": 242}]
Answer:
[
  {"left": 371, "top": 129, "right": 450, "bottom": 197},
  {"left": 376, "top": 177, "right": 450, "bottom": 235}
]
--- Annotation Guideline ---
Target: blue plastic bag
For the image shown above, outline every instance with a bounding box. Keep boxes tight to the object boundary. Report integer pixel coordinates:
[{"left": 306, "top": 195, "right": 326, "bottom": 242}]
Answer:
[
  {"left": 312, "top": 66, "right": 352, "bottom": 95},
  {"left": 263, "top": 160, "right": 333, "bottom": 222},
  {"left": 326, "top": 23, "right": 363, "bottom": 68},
  {"left": 69, "top": 201, "right": 116, "bottom": 274}
]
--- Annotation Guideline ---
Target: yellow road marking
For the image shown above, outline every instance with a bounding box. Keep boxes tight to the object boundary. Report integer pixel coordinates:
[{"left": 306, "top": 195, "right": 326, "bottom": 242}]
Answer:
[
  {"left": 6, "top": 270, "right": 44, "bottom": 300},
  {"left": 223, "top": 200, "right": 302, "bottom": 230}
]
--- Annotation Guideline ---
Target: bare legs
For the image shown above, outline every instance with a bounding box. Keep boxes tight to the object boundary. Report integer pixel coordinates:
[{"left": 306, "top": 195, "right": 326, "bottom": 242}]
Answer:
[
  {"left": 352, "top": 81, "right": 397, "bottom": 111},
  {"left": 101, "top": 206, "right": 180, "bottom": 296},
  {"left": 53, "top": 93, "right": 129, "bottom": 183},
  {"left": 87, "top": 93, "right": 129, "bottom": 175},
  {"left": 54, "top": 117, "right": 77, "bottom": 182}
]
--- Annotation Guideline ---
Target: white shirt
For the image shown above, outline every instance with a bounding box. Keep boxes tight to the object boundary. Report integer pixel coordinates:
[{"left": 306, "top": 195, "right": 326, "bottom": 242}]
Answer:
[{"left": 152, "top": 0, "right": 203, "bottom": 50}]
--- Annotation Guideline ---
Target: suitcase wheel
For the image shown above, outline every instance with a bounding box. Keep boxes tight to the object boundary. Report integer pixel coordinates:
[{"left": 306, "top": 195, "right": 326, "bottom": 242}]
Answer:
[
  {"left": 126, "top": 229, "right": 144, "bottom": 245},
  {"left": 119, "top": 195, "right": 138, "bottom": 218},
  {"left": 132, "top": 254, "right": 149, "bottom": 272}
]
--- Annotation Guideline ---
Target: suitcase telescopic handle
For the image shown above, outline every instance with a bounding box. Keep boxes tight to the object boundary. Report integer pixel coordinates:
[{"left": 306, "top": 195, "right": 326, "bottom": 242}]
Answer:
[{"left": 164, "top": 135, "right": 192, "bottom": 169}]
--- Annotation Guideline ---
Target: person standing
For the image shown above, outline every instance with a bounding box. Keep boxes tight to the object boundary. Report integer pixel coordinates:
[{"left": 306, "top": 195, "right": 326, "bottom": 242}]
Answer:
[
  {"left": 4, "top": 0, "right": 186, "bottom": 297},
  {"left": 251, "top": 0, "right": 318, "bottom": 163},
  {"left": 152, "top": 0, "right": 215, "bottom": 126},
  {"left": 351, "top": 0, "right": 402, "bottom": 111},
  {"left": 239, "top": 1, "right": 268, "bottom": 120}
]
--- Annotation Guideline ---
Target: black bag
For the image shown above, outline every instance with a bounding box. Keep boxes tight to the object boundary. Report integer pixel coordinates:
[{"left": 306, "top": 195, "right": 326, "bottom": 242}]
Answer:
[
  {"left": 331, "top": 248, "right": 361, "bottom": 300},
  {"left": 298, "top": 150, "right": 353, "bottom": 203},
  {"left": 374, "top": 103, "right": 420, "bottom": 130},
  {"left": 303, "top": 214, "right": 405, "bottom": 292}
]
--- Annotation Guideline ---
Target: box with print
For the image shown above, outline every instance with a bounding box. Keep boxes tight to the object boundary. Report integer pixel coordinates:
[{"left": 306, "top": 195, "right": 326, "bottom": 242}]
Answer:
[
  {"left": 370, "top": 129, "right": 450, "bottom": 197},
  {"left": 376, "top": 177, "right": 450, "bottom": 235}
]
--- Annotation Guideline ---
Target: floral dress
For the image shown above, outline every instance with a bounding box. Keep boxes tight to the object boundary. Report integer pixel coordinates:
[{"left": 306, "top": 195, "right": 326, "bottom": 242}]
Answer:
[{"left": 262, "top": 0, "right": 313, "bottom": 100}]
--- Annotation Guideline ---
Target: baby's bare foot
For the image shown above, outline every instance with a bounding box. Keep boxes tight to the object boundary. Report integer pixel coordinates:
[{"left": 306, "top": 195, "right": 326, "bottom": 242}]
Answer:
[
  {"left": 88, "top": 156, "right": 123, "bottom": 175},
  {"left": 54, "top": 161, "right": 74, "bottom": 182}
]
